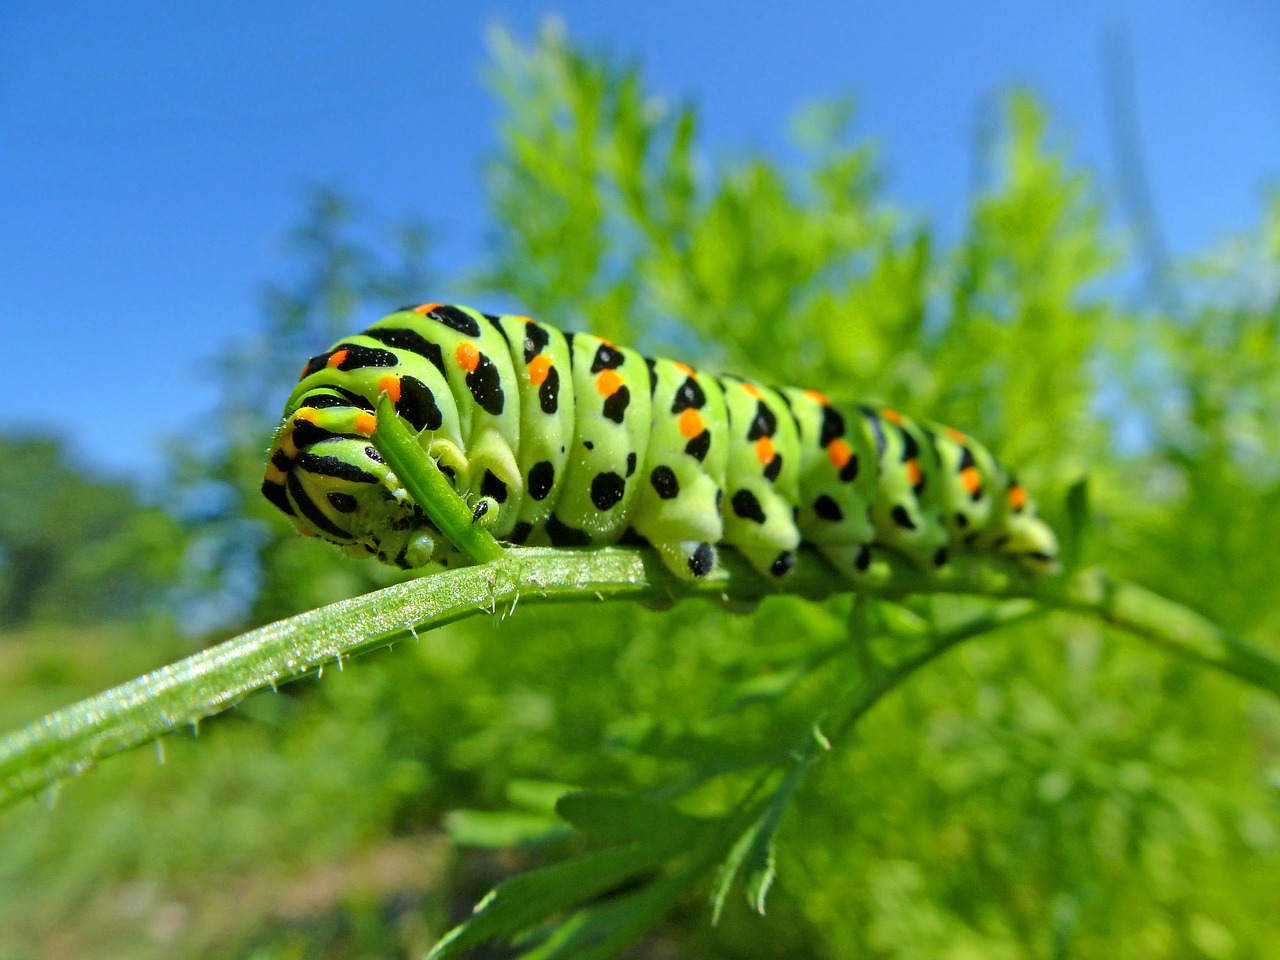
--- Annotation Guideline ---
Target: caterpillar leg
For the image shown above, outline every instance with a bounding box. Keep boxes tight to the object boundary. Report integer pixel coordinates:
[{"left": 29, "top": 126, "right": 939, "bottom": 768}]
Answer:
[
  {"left": 651, "top": 539, "right": 719, "bottom": 580},
  {"left": 629, "top": 465, "right": 725, "bottom": 580},
  {"left": 813, "top": 542, "right": 876, "bottom": 578},
  {"left": 795, "top": 488, "right": 878, "bottom": 579},
  {"left": 719, "top": 476, "right": 803, "bottom": 578},
  {"left": 722, "top": 532, "right": 800, "bottom": 581},
  {"left": 460, "top": 428, "right": 524, "bottom": 539},
  {"left": 469, "top": 497, "right": 500, "bottom": 528},
  {"left": 425, "top": 437, "right": 470, "bottom": 489}
]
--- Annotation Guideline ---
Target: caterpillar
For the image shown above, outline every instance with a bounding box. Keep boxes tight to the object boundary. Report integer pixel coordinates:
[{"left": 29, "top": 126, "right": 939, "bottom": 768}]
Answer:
[{"left": 262, "top": 303, "right": 1058, "bottom": 580}]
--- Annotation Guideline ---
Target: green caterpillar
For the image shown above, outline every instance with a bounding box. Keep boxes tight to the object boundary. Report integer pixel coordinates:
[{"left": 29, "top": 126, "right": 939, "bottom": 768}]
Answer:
[{"left": 263, "top": 303, "right": 1058, "bottom": 580}]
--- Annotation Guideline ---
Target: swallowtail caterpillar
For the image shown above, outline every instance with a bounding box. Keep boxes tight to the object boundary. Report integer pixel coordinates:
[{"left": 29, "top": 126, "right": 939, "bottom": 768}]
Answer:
[{"left": 262, "top": 304, "right": 1058, "bottom": 581}]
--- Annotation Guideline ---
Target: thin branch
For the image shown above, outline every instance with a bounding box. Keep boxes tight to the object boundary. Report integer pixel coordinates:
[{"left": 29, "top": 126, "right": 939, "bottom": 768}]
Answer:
[
  {"left": 3, "top": 398, "right": 1276, "bottom": 808},
  {"left": 372, "top": 394, "right": 506, "bottom": 564},
  {"left": 0, "top": 544, "right": 1276, "bottom": 809}
]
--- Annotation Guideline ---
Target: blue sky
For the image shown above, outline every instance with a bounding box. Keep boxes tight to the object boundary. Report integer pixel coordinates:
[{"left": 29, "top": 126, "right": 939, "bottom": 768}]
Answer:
[{"left": 3, "top": 1, "right": 1277, "bottom": 481}]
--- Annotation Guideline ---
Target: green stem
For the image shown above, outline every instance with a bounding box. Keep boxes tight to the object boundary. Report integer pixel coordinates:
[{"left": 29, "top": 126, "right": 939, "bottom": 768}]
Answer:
[
  {"left": 824, "top": 600, "right": 1045, "bottom": 748},
  {"left": 371, "top": 394, "right": 506, "bottom": 564},
  {"left": 1048, "top": 569, "right": 1280, "bottom": 694},
  {"left": 0, "top": 547, "right": 1276, "bottom": 810}
]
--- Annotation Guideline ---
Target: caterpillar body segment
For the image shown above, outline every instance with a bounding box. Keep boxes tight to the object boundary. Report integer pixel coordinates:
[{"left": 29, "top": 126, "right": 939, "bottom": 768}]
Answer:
[
  {"left": 627, "top": 357, "right": 729, "bottom": 577},
  {"left": 494, "top": 314, "right": 576, "bottom": 543},
  {"left": 865, "top": 406, "right": 950, "bottom": 569},
  {"left": 542, "top": 332, "right": 652, "bottom": 547},
  {"left": 714, "top": 378, "right": 800, "bottom": 577},
  {"left": 263, "top": 304, "right": 1059, "bottom": 579}
]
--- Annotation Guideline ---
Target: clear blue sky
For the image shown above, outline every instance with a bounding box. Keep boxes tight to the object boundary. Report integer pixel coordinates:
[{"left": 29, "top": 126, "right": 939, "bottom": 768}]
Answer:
[{"left": 3, "top": 1, "right": 1277, "bottom": 481}]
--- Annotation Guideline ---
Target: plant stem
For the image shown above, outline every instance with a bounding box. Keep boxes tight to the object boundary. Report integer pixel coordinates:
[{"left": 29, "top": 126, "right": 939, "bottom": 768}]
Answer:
[
  {"left": 0, "top": 549, "right": 1275, "bottom": 809},
  {"left": 371, "top": 393, "right": 506, "bottom": 564}
]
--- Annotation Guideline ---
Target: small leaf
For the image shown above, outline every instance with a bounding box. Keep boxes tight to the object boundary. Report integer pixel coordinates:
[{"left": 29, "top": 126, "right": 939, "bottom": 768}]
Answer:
[
  {"left": 743, "top": 840, "right": 777, "bottom": 916},
  {"left": 371, "top": 394, "right": 505, "bottom": 563},
  {"left": 709, "top": 816, "right": 757, "bottom": 925},
  {"left": 516, "top": 868, "right": 700, "bottom": 960},
  {"left": 743, "top": 759, "right": 807, "bottom": 915},
  {"left": 428, "top": 844, "right": 675, "bottom": 960},
  {"left": 810, "top": 723, "right": 831, "bottom": 752},
  {"left": 1061, "top": 477, "right": 1092, "bottom": 573},
  {"left": 711, "top": 759, "right": 810, "bottom": 922}
]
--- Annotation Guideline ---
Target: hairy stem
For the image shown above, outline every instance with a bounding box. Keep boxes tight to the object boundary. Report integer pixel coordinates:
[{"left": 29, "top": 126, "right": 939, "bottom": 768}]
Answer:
[
  {"left": 0, "top": 545, "right": 1276, "bottom": 809},
  {"left": 372, "top": 394, "right": 506, "bottom": 564}
]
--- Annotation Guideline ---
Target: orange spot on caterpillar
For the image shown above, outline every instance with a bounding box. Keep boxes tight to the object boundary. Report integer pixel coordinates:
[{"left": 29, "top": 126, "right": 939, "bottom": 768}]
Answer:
[
  {"left": 1009, "top": 484, "right": 1027, "bottom": 511},
  {"left": 678, "top": 408, "right": 704, "bottom": 438},
  {"left": 882, "top": 408, "right": 906, "bottom": 426},
  {"left": 904, "top": 459, "right": 922, "bottom": 487},
  {"left": 674, "top": 362, "right": 696, "bottom": 377},
  {"left": 828, "top": 438, "right": 852, "bottom": 470},
  {"left": 528, "top": 355, "right": 552, "bottom": 386},
  {"left": 743, "top": 382, "right": 763, "bottom": 399},
  {"left": 456, "top": 342, "right": 479, "bottom": 372},
  {"left": 298, "top": 363, "right": 311, "bottom": 381},
  {"left": 755, "top": 435, "right": 775, "bottom": 465},
  {"left": 596, "top": 368, "right": 623, "bottom": 397},
  {"left": 379, "top": 376, "right": 401, "bottom": 403},
  {"left": 412, "top": 302, "right": 440, "bottom": 315},
  {"left": 946, "top": 427, "right": 968, "bottom": 444},
  {"left": 299, "top": 529, "right": 315, "bottom": 537},
  {"left": 295, "top": 409, "right": 318, "bottom": 424},
  {"left": 355, "top": 413, "right": 377, "bottom": 436},
  {"left": 327, "top": 349, "right": 349, "bottom": 369},
  {"left": 805, "top": 389, "right": 830, "bottom": 405},
  {"left": 960, "top": 466, "right": 982, "bottom": 494}
]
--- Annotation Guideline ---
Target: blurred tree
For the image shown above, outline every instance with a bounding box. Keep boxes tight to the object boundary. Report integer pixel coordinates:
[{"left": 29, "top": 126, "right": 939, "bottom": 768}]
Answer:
[
  {"left": 1121, "top": 191, "right": 1280, "bottom": 633},
  {"left": 167, "top": 188, "right": 435, "bottom": 628},
  {"left": 0, "top": 434, "right": 182, "bottom": 627}
]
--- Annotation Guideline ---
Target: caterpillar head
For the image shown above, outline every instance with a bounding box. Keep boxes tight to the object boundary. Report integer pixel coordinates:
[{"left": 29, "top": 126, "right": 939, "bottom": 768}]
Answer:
[
  {"left": 993, "top": 480, "right": 1060, "bottom": 575},
  {"left": 998, "top": 514, "right": 1060, "bottom": 574},
  {"left": 261, "top": 409, "right": 440, "bottom": 570}
]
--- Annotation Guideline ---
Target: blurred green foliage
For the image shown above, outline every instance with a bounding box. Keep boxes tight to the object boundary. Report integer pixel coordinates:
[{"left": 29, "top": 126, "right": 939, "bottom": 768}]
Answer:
[
  {"left": 168, "top": 188, "right": 433, "bottom": 630},
  {"left": 2, "top": 22, "right": 1279, "bottom": 960},
  {"left": 0, "top": 436, "right": 181, "bottom": 629}
]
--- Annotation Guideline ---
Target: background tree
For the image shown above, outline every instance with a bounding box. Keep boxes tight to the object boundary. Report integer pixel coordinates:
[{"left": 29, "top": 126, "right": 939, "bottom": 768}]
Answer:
[
  {"left": 168, "top": 187, "right": 434, "bottom": 629},
  {"left": 0, "top": 435, "right": 182, "bottom": 629}
]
